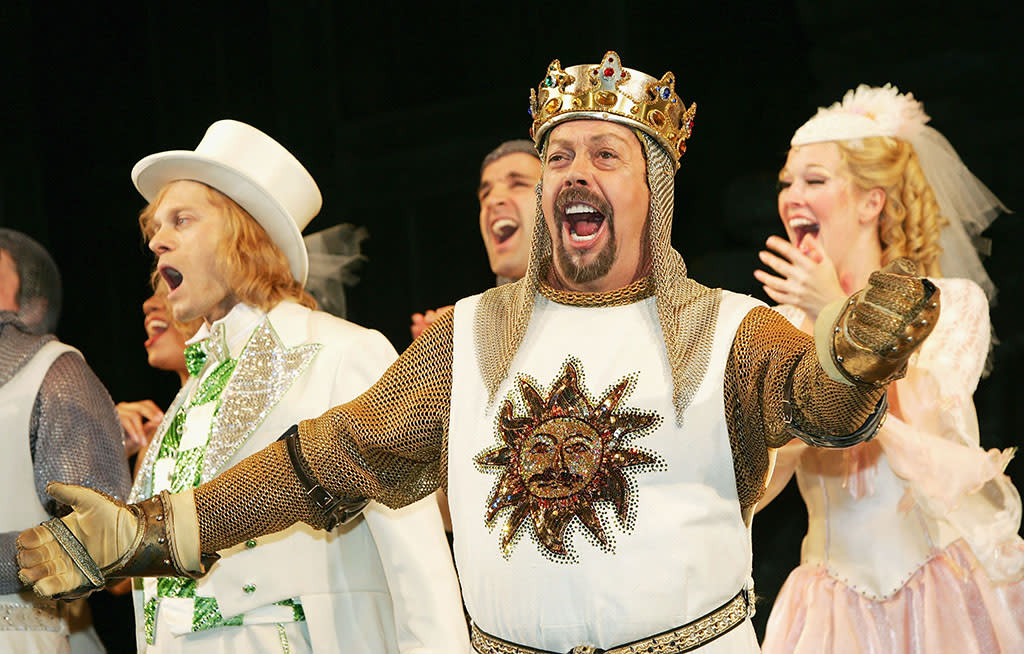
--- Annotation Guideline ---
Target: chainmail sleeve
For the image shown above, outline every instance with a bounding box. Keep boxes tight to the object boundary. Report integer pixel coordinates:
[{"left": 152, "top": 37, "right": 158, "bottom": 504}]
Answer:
[
  {"left": 724, "top": 306, "right": 884, "bottom": 512},
  {"left": 0, "top": 351, "right": 131, "bottom": 594},
  {"left": 29, "top": 352, "right": 132, "bottom": 505},
  {"left": 195, "top": 310, "right": 454, "bottom": 553}
]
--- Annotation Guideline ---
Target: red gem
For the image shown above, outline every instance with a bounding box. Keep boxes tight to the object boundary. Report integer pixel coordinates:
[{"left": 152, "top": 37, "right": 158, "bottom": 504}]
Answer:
[
  {"left": 604, "top": 67, "right": 614, "bottom": 77},
  {"left": 621, "top": 71, "right": 626, "bottom": 78}
]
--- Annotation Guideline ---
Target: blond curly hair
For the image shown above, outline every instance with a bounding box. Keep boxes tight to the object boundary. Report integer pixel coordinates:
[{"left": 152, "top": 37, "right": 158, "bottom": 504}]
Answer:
[{"left": 836, "top": 137, "right": 946, "bottom": 277}]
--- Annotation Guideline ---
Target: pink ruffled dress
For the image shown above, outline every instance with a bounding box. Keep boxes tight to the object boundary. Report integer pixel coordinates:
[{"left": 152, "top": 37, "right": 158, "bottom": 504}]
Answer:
[{"left": 762, "top": 278, "right": 1024, "bottom": 654}]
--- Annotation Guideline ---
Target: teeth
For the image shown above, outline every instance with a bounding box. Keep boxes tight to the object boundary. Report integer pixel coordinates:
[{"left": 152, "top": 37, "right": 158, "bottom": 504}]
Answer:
[
  {"left": 149, "top": 320, "right": 168, "bottom": 331},
  {"left": 492, "top": 218, "right": 517, "bottom": 234},
  {"left": 789, "top": 217, "right": 816, "bottom": 228},
  {"left": 565, "top": 203, "right": 598, "bottom": 215}
]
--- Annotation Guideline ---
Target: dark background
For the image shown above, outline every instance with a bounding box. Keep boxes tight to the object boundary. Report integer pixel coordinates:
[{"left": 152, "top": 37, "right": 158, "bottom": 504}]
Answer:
[{"left": 2, "top": 0, "right": 1021, "bottom": 645}]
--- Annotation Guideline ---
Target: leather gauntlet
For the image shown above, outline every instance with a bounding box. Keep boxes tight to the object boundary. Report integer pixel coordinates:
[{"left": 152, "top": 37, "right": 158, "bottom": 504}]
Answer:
[
  {"left": 830, "top": 259, "right": 940, "bottom": 385},
  {"left": 102, "top": 492, "right": 219, "bottom": 580},
  {"left": 17, "top": 484, "right": 217, "bottom": 600}
]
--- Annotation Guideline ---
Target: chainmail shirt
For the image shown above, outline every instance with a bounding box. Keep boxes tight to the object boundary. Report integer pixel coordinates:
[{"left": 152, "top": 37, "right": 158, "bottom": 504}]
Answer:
[
  {"left": 195, "top": 289, "right": 883, "bottom": 553},
  {"left": 0, "top": 316, "right": 131, "bottom": 594}
]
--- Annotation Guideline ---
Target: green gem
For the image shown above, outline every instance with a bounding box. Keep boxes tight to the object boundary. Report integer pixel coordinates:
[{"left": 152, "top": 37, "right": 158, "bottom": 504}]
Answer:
[
  {"left": 245, "top": 539, "right": 257, "bottom": 549},
  {"left": 544, "top": 76, "right": 554, "bottom": 87},
  {"left": 243, "top": 584, "right": 256, "bottom": 594}
]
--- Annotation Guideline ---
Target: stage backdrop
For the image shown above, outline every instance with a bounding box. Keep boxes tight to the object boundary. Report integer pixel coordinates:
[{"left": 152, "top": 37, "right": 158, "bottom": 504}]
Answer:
[{"left": 1, "top": 0, "right": 1020, "bottom": 643}]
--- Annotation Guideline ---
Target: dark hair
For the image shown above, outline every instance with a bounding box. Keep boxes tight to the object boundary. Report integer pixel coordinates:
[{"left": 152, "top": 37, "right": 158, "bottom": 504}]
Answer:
[{"left": 480, "top": 139, "right": 540, "bottom": 175}]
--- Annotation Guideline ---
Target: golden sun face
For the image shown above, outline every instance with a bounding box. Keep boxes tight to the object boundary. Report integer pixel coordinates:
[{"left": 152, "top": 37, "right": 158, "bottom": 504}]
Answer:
[{"left": 475, "top": 359, "right": 661, "bottom": 556}]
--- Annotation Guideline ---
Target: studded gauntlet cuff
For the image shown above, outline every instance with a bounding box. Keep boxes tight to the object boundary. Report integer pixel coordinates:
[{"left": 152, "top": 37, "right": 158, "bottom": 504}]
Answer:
[
  {"left": 103, "top": 491, "right": 218, "bottom": 580},
  {"left": 829, "top": 259, "right": 940, "bottom": 386}
]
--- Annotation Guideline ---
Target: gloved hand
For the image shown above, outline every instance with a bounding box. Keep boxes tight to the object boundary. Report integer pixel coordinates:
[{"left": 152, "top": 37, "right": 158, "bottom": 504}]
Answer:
[
  {"left": 830, "top": 258, "right": 940, "bottom": 385},
  {"left": 17, "top": 483, "right": 209, "bottom": 599},
  {"left": 16, "top": 483, "right": 138, "bottom": 598}
]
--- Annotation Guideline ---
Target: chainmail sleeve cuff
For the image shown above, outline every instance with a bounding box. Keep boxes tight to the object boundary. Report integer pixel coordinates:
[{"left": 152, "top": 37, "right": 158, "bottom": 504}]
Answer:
[
  {"left": 195, "top": 439, "right": 326, "bottom": 553},
  {"left": 0, "top": 531, "right": 23, "bottom": 594},
  {"left": 297, "top": 309, "right": 454, "bottom": 509},
  {"left": 194, "top": 311, "right": 455, "bottom": 553},
  {"left": 724, "top": 307, "right": 884, "bottom": 511}
]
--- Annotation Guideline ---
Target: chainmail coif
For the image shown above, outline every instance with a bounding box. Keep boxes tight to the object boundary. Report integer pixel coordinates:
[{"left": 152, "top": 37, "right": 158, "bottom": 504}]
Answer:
[
  {"left": 475, "top": 131, "right": 720, "bottom": 425},
  {"left": 0, "top": 229, "right": 62, "bottom": 335}
]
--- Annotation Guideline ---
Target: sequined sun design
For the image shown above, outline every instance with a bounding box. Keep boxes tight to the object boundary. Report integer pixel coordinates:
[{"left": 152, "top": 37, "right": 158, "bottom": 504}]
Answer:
[{"left": 475, "top": 360, "right": 661, "bottom": 557}]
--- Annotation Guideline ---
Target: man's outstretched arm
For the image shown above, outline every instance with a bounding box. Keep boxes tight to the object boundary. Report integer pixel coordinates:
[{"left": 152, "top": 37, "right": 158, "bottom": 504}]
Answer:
[
  {"left": 18, "top": 310, "right": 459, "bottom": 595},
  {"left": 725, "top": 261, "right": 939, "bottom": 514}
]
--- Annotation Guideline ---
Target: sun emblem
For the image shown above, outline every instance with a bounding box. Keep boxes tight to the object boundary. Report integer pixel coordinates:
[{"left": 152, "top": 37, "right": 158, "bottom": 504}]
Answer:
[{"left": 475, "top": 359, "right": 662, "bottom": 557}]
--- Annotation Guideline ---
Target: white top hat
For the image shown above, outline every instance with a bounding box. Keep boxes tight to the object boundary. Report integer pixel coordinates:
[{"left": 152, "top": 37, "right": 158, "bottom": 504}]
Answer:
[{"left": 131, "top": 119, "right": 321, "bottom": 285}]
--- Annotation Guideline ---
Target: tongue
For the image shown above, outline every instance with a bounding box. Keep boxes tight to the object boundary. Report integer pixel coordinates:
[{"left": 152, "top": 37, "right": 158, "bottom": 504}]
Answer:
[
  {"left": 573, "top": 219, "right": 601, "bottom": 237},
  {"left": 798, "top": 232, "right": 819, "bottom": 255},
  {"left": 495, "top": 224, "right": 517, "bottom": 243}
]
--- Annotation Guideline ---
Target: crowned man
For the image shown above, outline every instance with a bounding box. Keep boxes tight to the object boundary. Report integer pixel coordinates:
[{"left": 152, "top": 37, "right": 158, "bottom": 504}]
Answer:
[
  {"left": 21, "top": 121, "right": 469, "bottom": 653},
  {"left": 0, "top": 229, "right": 129, "bottom": 654},
  {"left": 21, "top": 56, "right": 941, "bottom": 654}
]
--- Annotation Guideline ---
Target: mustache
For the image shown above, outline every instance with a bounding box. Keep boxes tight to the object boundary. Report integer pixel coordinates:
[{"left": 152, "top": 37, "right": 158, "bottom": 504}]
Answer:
[
  {"left": 528, "top": 468, "right": 584, "bottom": 487},
  {"left": 555, "top": 186, "right": 613, "bottom": 218}
]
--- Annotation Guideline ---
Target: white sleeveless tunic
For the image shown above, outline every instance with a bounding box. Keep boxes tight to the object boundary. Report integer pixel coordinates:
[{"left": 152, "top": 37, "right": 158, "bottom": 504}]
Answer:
[
  {"left": 448, "top": 291, "right": 763, "bottom": 653},
  {"left": 0, "top": 341, "right": 104, "bottom": 654}
]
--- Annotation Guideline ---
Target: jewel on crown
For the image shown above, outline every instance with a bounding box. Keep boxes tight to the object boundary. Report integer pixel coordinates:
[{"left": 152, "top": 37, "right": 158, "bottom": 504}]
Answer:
[
  {"left": 591, "top": 52, "right": 630, "bottom": 92},
  {"left": 528, "top": 50, "right": 698, "bottom": 169}
]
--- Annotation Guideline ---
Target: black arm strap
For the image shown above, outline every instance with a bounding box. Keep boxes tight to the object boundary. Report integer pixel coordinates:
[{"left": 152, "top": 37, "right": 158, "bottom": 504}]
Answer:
[{"left": 280, "top": 425, "right": 369, "bottom": 530}]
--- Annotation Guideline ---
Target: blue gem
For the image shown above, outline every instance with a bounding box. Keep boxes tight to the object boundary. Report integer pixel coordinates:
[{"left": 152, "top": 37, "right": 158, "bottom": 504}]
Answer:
[
  {"left": 672, "top": 98, "right": 677, "bottom": 103},
  {"left": 662, "top": 87, "right": 671, "bottom": 100},
  {"left": 528, "top": 106, "right": 534, "bottom": 117}
]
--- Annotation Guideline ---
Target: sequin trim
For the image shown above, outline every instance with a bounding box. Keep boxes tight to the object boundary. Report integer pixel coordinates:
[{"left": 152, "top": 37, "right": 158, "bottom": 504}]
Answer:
[
  {"left": 476, "top": 357, "right": 664, "bottom": 561},
  {"left": 470, "top": 588, "right": 750, "bottom": 653},
  {"left": 0, "top": 603, "right": 63, "bottom": 633},
  {"left": 144, "top": 597, "right": 158, "bottom": 644},
  {"left": 277, "top": 623, "right": 291, "bottom": 653},
  {"left": 200, "top": 319, "right": 320, "bottom": 481}
]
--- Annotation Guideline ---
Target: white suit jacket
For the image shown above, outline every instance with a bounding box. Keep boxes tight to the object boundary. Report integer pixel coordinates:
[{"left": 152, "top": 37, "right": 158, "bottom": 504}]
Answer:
[{"left": 132, "top": 301, "right": 469, "bottom": 653}]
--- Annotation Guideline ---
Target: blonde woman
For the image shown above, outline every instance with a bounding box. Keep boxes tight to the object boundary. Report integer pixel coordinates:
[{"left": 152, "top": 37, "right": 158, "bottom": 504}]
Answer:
[{"left": 756, "top": 85, "right": 1024, "bottom": 653}]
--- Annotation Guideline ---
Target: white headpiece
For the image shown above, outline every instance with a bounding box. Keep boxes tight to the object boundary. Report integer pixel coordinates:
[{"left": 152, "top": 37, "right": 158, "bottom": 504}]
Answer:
[{"left": 792, "top": 84, "right": 1008, "bottom": 300}]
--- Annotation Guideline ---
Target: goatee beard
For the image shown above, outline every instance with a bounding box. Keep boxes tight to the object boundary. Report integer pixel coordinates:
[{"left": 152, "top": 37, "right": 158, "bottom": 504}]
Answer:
[
  {"left": 555, "top": 230, "right": 616, "bottom": 284},
  {"left": 554, "top": 187, "right": 616, "bottom": 285}
]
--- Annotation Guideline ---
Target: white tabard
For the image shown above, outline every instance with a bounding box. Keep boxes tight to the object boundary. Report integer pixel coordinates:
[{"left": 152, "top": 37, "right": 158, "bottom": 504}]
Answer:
[
  {"left": 448, "top": 290, "right": 763, "bottom": 653},
  {"left": 0, "top": 341, "right": 104, "bottom": 654}
]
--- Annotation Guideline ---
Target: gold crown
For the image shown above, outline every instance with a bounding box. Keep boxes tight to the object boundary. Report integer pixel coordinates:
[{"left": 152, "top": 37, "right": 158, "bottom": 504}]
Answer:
[{"left": 529, "top": 51, "right": 697, "bottom": 169}]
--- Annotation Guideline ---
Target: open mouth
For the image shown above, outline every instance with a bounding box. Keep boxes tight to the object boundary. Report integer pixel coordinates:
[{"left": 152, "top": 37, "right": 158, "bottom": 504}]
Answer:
[
  {"left": 160, "top": 266, "right": 184, "bottom": 291},
  {"left": 788, "top": 217, "right": 819, "bottom": 246},
  {"left": 562, "top": 202, "right": 605, "bottom": 244},
  {"left": 491, "top": 218, "right": 519, "bottom": 245},
  {"left": 143, "top": 318, "right": 168, "bottom": 348}
]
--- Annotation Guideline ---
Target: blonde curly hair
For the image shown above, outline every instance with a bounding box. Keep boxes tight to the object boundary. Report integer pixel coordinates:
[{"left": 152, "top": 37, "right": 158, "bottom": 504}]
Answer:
[{"left": 836, "top": 137, "right": 946, "bottom": 277}]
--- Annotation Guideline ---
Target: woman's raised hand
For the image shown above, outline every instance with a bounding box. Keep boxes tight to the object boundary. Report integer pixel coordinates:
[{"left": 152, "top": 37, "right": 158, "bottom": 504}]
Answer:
[{"left": 754, "top": 235, "right": 848, "bottom": 321}]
